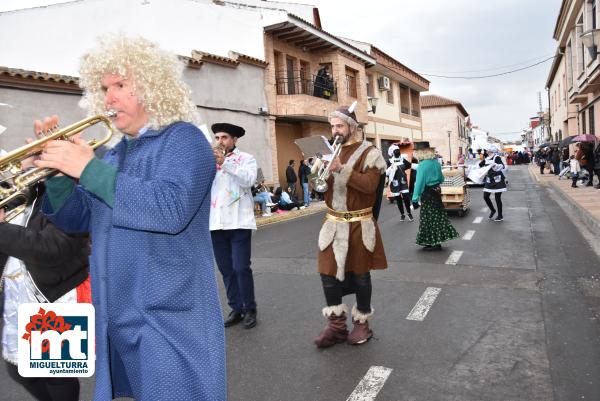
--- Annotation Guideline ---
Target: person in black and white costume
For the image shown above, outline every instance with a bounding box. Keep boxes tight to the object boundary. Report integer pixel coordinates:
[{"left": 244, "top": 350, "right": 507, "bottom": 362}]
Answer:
[
  {"left": 479, "top": 144, "right": 507, "bottom": 222},
  {"left": 386, "top": 144, "right": 413, "bottom": 221}
]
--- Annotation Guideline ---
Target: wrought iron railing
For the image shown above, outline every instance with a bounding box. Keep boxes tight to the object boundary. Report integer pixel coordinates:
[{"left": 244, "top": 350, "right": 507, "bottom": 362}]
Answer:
[
  {"left": 401, "top": 106, "right": 410, "bottom": 115},
  {"left": 275, "top": 72, "right": 337, "bottom": 100},
  {"left": 411, "top": 110, "right": 421, "bottom": 117}
]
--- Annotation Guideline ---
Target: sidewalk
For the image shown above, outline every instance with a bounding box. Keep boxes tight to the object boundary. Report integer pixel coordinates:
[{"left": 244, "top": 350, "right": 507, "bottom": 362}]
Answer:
[
  {"left": 528, "top": 164, "right": 600, "bottom": 237},
  {"left": 255, "top": 200, "right": 327, "bottom": 228}
]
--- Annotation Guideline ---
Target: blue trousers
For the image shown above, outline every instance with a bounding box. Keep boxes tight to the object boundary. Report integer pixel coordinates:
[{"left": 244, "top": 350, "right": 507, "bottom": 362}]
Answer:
[
  {"left": 302, "top": 182, "right": 310, "bottom": 206},
  {"left": 211, "top": 229, "right": 256, "bottom": 312}
]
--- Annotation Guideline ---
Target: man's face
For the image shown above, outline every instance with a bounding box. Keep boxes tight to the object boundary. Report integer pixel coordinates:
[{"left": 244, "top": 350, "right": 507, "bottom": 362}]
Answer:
[
  {"left": 330, "top": 117, "right": 353, "bottom": 144},
  {"left": 214, "top": 132, "right": 236, "bottom": 151},
  {"left": 102, "top": 74, "right": 150, "bottom": 136}
]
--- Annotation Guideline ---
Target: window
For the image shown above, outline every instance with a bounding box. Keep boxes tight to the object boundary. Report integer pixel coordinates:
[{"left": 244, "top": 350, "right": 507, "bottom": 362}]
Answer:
[
  {"left": 566, "top": 41, "right": 573, "bottom": 88},
  {"left": 410, "top": 89, "right": 420, "bottom": 117},
  {"left": 386, "top": 82, "right": 394, "bottom": 104},
  {"left": 577, "top": 16, "right": 585, "bottom": 73},
  {"left": 366, "top": 74, "right": 374, "bottom": 98},
  {"left": 582, "top": 110, "right": 587, "bottom": 134},
  {"left": 590, "top": 105, "right": 595, "bottom": 135},
  {"left": 593, "top": 0, "right": 597, "bottom": 29},
  {"left": 286, "top": 57, "right": 296, "bottom": 95},
  {"left": 345, "top": 66, "right": 357, "bottom": 98},
  {"left": 399, "top": 85, "right": 410, "bottom": 114}
]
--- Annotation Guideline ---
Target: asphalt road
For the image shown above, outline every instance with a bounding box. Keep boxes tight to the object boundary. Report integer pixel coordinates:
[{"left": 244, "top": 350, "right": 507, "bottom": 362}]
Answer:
[{"left": 2, "top": 165, "right": 600, "bottom": 401}]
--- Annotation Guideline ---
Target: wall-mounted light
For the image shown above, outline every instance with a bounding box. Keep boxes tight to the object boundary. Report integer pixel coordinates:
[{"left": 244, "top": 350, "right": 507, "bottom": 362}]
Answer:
[{"left": 367, "top": 96, "right": 378, "bottom": 114}]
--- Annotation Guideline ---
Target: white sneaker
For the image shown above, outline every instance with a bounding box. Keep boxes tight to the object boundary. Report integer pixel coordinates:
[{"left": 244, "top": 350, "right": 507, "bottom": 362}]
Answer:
[
  {"left": 262, "top": 212, "right": 272, "bottom": 217},
  {"left": 266, "top": 202, "right": 276, "bottom": 207},
  {"left": 299, "top": 206, "right": 306, "bottom": 210}
]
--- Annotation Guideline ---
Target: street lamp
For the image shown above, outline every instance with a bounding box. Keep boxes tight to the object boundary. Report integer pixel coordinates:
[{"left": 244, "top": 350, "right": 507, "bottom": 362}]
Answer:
[
  {"left": 367, "top": 96, "right": 378, "bottom": 114},
  {"left": 367, "top": 96, "right": 379, "bottom": 147},
  {"left": 447, "top": 130, "right": 452, "bottom": 164},
  {"left": 367, "top": 97, "right": 378, "bottom": 114}
]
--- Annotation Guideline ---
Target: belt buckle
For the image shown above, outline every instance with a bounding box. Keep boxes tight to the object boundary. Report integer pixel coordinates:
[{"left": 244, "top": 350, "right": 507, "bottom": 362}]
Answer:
[{"left": 342, "top": 212, "right": 353, "bottom": 221}]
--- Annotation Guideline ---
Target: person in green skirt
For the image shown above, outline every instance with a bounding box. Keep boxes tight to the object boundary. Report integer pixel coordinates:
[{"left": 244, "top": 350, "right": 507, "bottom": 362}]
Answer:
[{"left": 411, "top": 142, "right": 459, "bottom": 250}]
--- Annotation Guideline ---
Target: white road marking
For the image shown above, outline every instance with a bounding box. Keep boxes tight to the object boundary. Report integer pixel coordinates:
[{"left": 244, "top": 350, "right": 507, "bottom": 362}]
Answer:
[
  {"left": 406, "top": 287, "right": 442, "bottom": 321},
  {"left": 445, "top": 250, "right": 464, "bottom": 265},
  {"left": 346, "top": 366, "right": 393, "bottom": 401},
  {"left": 473, "top": 216, "right": 483, "bottom": 224},
  {"left": 462, "top": 230, "right": 475, "bottom": 240}
]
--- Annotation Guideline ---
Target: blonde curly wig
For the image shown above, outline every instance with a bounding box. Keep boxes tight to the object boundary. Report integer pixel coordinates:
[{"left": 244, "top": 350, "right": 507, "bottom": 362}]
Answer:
[{"left": 78, "top": 33, "right": 200, "bottom": 129}]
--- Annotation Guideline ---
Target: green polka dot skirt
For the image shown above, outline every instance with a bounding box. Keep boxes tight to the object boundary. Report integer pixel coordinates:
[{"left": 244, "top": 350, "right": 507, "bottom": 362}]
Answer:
[{"left": 416, "top": 197, "right": 459, "bottom": 246}]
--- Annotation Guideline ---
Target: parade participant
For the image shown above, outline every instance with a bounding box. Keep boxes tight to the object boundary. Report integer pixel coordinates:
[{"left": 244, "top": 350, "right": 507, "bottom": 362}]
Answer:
[
  {"left": 386, "top": 144, "right": 413, "bottom": 221},
  {"left": 1, "top": 181, "right": 89, "bottom": 401},
  {"left": 312, "top": 102, "right": 387, "bottom": 348},
  {"left": 411, "top": 141, "right": 459, "bottom": 250},
  {"left": 479, "top": 144, "right": 507, "bottom": 221},
  {"left": 35, "top": 34, "right": 226, "bottom": 401},
  {"left": 210, "top": 122, "right": 259, "bottom": 329}
]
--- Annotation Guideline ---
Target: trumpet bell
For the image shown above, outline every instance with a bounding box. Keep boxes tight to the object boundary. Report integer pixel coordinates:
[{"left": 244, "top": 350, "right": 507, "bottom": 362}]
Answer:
[{"left": 312, "top": 177, "right": 328, "bottom": 193}]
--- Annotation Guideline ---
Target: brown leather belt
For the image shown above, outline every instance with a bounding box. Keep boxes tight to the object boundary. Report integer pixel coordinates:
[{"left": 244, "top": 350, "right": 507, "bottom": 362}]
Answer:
[{"left": 325, "top": 207, "right": 373, "bottom": 223}]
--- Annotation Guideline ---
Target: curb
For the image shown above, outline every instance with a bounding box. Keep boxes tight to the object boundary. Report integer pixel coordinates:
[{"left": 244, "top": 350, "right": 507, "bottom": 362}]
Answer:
[
  {"left": 256, "top": 202, "right": 326, "bottom": 228},
  {"left": 528, "top": 165, "right": 600, "bottom": 238}
]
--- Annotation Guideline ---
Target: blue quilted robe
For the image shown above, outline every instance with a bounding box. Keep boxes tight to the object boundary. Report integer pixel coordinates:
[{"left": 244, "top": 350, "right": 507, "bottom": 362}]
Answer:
[{"left": 42, "top": 122, "right": 226, "bottom": 401}]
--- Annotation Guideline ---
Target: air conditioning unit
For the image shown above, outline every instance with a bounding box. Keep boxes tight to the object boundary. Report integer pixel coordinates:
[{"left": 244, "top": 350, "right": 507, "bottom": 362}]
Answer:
[{"left": 378, "top": 76, "right": 391, "bottom": 91}]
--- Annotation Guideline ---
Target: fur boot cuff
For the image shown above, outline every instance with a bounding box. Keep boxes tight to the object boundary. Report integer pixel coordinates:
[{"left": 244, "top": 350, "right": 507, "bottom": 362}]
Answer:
[
  {"left": 351, "top": 304, "right": 374, "bottom": 323},
  {"left": 322, "top": 304, "right": 349, "bottom": 317}
]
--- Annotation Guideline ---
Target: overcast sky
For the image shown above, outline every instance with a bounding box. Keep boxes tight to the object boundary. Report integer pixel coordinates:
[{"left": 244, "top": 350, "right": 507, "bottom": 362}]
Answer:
[
  {"left": 0, "top": 0, "right": 563, "bottom": 141},
  {"left": 305, "top": 0, "right": 564, "bottom": 141}
]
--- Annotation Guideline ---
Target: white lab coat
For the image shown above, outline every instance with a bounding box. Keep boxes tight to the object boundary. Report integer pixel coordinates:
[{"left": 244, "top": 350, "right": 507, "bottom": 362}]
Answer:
[{"left": 210, "top": 148, "right": 258, "bottom": 230}]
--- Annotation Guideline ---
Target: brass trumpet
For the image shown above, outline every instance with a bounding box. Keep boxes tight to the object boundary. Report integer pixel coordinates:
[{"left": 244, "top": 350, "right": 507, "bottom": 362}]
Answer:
[
  {"left": 0, "top": 111, "right": 116, "bottom": 221},
  {"left": 311, "top": 135, "right": 343, "bottom": 193}
]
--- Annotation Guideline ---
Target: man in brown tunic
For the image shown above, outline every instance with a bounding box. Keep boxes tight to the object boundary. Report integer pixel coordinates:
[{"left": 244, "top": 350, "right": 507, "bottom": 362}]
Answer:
[{"left": 313, "top": 103, "right": 387, "bottom": 348}]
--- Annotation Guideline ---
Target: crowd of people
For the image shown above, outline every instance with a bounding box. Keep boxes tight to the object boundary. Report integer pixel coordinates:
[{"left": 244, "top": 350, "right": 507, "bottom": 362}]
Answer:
[{"left": 535, "top": 142, "right": 600, "bottom": 189}]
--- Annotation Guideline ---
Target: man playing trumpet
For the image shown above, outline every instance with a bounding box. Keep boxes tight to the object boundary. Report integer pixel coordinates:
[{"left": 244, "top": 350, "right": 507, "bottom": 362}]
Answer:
[
  {"left": 313, "top": 103, "right": 387, "bottom": 348},
  {"left": 34, "top": 34, "right": 226, "bottom": 401},
  {"left": 210, "top": 123, "right": 259, "bottom": 329}
]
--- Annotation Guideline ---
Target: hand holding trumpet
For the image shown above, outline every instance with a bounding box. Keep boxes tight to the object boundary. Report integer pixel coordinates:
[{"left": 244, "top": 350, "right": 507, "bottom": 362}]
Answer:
[
  {"left": 213, "top": 143, "right": 227, "bottom": 166},
  {"left": 33, "top": 115, "right": 95, "bottom": 179}
]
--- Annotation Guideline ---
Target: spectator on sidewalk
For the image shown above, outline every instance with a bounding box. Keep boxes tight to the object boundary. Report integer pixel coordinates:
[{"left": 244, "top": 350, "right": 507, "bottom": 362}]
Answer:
[
  {"left": 298, "top": 159, "right": 312, "bottom": 207},
  {"left": 276, "top": 187, "right": 305, "bottom": 211},
  {"left": 594, "top": 142, "right": 600, "bottom": 189},
  {"left": 286, "top": 160, "right": 298, "bottom": 199},
  {"left": 252, "top": 179, "right": 275, "bottom": 217},
  {"left": 537, "top": 149, "right": 547, "bottom": 174},
  {"left": 551, "top": 147, "right": 561, "bottom": 176},
  {"left": 575, "top": 143, "right": 593, "bottom": 186},
  {"left": 570, "top": 155, "right": 581, "bottom": 188}
]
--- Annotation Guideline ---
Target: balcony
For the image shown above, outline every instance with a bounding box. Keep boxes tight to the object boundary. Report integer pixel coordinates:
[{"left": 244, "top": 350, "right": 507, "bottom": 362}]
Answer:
[{"left": 276, "top": 73, "right": 338, "bottom": 101}]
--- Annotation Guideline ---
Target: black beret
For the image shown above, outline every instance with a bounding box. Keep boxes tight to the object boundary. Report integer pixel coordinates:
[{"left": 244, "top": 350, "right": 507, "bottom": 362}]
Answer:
[{"left": 211, "top": 123, "right": 245, "bottom": 138}]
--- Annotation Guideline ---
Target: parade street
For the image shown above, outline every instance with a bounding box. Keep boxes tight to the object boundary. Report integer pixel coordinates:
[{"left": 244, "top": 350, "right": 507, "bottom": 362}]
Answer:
[
  {"left": 221, "top": 165, "right": 600, "bottom": 401},
  {"left": 2, "top": 165, "right": 597, "bottom": 401}
]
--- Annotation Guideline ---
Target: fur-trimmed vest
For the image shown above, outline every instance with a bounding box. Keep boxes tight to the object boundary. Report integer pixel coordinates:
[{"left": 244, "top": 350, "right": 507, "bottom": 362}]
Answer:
[{"left": 317, "top": 141, "right": 388, "bottom": 280}]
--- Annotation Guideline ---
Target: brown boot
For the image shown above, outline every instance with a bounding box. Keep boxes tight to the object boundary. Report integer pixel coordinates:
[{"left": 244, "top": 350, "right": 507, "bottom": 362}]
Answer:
[
  {"left": 314, "top": 304, "right": 348, "bottom": 348},
  {"left": 347, "top": 305, "right": 373, "bottom": 345}
]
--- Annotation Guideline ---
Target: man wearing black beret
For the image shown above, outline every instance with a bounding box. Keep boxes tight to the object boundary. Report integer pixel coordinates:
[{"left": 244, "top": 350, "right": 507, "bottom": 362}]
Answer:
[{"left": 209, "top": 122, "right": 259, "bottom": 329}]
